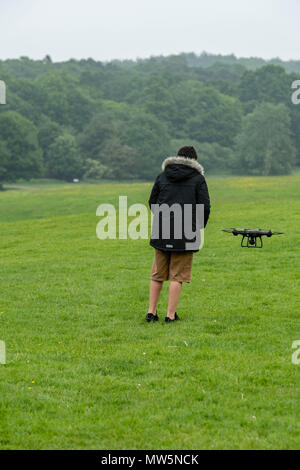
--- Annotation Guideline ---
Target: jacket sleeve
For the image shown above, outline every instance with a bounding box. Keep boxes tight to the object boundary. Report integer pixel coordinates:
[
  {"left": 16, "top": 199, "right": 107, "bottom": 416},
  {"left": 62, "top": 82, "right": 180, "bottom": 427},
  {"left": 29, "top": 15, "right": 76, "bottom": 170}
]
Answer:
[
  {"left": 148, "top": 176, "right": 160, "bottom": 211},
  {"left": 196, "top": 177, "right": 211, "bottom": 228}
]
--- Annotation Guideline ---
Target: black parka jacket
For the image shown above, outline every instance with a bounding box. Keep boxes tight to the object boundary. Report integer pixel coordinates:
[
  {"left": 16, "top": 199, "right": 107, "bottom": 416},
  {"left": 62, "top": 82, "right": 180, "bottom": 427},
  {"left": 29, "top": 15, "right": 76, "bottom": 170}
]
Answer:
[{"left": 149, "top": 156, "right": 210, "bottom": 252}]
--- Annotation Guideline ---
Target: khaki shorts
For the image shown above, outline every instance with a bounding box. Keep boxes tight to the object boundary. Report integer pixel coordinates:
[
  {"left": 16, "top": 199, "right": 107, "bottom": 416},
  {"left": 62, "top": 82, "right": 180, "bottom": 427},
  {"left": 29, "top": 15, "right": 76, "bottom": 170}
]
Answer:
[{"left": 150, "top": 248, "right": 193, "bottom": 283}]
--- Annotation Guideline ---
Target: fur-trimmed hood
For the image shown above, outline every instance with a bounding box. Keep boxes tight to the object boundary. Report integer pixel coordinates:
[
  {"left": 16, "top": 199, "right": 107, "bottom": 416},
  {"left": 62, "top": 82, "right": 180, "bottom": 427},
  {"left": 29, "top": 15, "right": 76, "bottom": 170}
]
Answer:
[{"left": 162, "top": 156, "right": 205, "bottom": 175}]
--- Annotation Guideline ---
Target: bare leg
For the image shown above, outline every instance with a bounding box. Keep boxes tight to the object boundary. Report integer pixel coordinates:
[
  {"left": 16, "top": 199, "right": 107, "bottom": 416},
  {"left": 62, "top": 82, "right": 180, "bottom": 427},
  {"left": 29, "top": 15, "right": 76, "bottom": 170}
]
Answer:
[
  {"left": 148, "top": 280, "right": 163, "bottom": 314},
  {"left": 167, "top": 281, "right": 182, "bottom": 319}
]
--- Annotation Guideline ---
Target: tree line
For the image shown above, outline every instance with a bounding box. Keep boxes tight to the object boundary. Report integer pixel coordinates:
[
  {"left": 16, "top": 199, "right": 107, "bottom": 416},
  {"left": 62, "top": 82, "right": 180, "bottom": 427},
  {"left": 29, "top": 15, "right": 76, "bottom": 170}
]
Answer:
[{"left": 0, "top": 52, "right": 300, "bottom": 184}]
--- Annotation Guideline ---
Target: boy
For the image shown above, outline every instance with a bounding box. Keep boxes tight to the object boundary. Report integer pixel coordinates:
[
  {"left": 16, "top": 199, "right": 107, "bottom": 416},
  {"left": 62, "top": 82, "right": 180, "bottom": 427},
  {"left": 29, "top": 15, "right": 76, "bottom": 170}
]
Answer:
[{"left": 146, "top": 146, "right": 210, "bottom": 323}]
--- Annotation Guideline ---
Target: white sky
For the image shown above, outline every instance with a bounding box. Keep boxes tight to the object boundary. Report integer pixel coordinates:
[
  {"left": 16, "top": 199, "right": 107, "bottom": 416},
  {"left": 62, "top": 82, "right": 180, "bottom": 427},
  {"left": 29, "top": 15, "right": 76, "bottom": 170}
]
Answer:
[{"left": 1, "top": 0, "right": 299, "bottom": 62}]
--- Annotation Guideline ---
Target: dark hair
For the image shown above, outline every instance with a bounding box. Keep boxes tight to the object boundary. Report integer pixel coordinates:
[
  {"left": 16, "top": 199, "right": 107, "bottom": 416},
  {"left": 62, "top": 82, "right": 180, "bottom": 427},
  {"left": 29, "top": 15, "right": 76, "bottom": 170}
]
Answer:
[{"left": 177, "top": 146, "right": 198, "bottom": 160}]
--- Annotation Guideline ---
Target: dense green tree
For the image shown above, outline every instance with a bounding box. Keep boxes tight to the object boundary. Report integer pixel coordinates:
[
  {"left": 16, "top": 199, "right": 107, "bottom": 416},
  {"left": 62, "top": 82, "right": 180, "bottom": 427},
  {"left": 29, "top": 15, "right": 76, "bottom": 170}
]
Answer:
[
  {"left": 35, "top": 71, "right": 93, "bottom": 130},
  {"left": 184, "top": 87, "right": 242, "bottom": 147},
  {"left": 237, "top": 65, "right": 300, "bottom": 164},
  {"left": 83, "top": 159, "right": 113, "bottom": 179},
  {"left": 238, "top": 65, "right": 289, "bottom": 104},
  {"left": 121, "top": 109, "right": 170, "bottom": 179},
  {"left": 79, "top": 106, "right": 170, "bottom": 179},
  {"left": 169, "top": 81, "right": 204, "bottom": 138},
  {"left": 0, "top": 140, "right": 10, "bottom": 187},
  {"left": 37, "top": 117, "right": 62, "bottom": 171},
  {"left": 77, "top": 112, "right": 116, "bottom": 160},
  {"left": 47, "top": 133, "right": 83, "bottom": 180},
  {"left": 0, "top": 110, "right": 42, "bottom": 182},
  {"left": 98, "top": 138, "right": 140, "bottom": 179},
  {"left": 9, "top": 78, "right": 46, "bottom": 123},
  {"left": 234, "top": 103, "right": 296, "bottom": 175},
  {"left": 137, "top": 75, "right": 176, "bottom": 127},
  {"left": 196, "top": 142, "right": 234, "bottom": 172},
  {"left": 1, "top": 54, "right": 300, "bottom": 181}
]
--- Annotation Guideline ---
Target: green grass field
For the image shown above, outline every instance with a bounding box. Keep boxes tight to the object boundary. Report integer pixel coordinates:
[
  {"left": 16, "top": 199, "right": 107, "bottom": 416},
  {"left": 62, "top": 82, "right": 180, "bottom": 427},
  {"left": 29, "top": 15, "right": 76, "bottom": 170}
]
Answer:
[{"left": 0, "top": 175, "right": 299, "bottom": 450}]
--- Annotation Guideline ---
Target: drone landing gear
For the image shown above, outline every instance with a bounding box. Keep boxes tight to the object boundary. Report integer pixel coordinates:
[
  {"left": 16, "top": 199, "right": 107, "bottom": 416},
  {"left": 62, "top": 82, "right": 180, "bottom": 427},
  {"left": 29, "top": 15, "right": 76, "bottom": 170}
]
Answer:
[{"left": 241, "top": 235, "right": 263, "bottom": 248}]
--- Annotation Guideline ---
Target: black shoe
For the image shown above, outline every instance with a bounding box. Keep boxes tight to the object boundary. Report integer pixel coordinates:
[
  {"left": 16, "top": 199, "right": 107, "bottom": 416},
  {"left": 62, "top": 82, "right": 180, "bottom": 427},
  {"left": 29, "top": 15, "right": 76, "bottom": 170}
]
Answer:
[
  {"left": 146, "top": 312, "right": 159, "bottom": 322},
  {"left": 165, "top": 312, "right": 180, "bottom": 322}
]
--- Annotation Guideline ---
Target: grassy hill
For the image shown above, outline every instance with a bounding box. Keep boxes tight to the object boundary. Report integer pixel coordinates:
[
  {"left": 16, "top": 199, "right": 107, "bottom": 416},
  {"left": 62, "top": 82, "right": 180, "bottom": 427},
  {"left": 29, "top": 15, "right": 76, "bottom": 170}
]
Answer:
[{"left": 0, "top": 175, "right": 299, "bottom": 449}]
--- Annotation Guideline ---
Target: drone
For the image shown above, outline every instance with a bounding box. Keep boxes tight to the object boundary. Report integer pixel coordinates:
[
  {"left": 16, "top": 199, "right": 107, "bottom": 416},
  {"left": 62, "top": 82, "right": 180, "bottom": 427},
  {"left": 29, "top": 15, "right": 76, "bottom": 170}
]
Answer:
[{"left": 222, "top": 228, "right": 284, "bottom": 248}]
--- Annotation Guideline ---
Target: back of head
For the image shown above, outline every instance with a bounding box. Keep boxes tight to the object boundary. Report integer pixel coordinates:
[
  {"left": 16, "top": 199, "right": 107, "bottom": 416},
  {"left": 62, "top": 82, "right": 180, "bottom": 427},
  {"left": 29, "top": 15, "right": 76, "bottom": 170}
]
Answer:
[
  {"left": 177, "top": 146, "right": 198, "bottom": 160},
  {"left": 162, "top": 145, "right": 203, "bottom": 182}
]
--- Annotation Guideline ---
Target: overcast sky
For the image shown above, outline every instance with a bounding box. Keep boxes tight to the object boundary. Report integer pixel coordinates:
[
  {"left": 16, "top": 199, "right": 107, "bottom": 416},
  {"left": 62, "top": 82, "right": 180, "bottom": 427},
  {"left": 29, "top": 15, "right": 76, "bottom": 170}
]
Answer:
[{"left": 1, "top": 0, "right": 299, "bottom": 62}]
